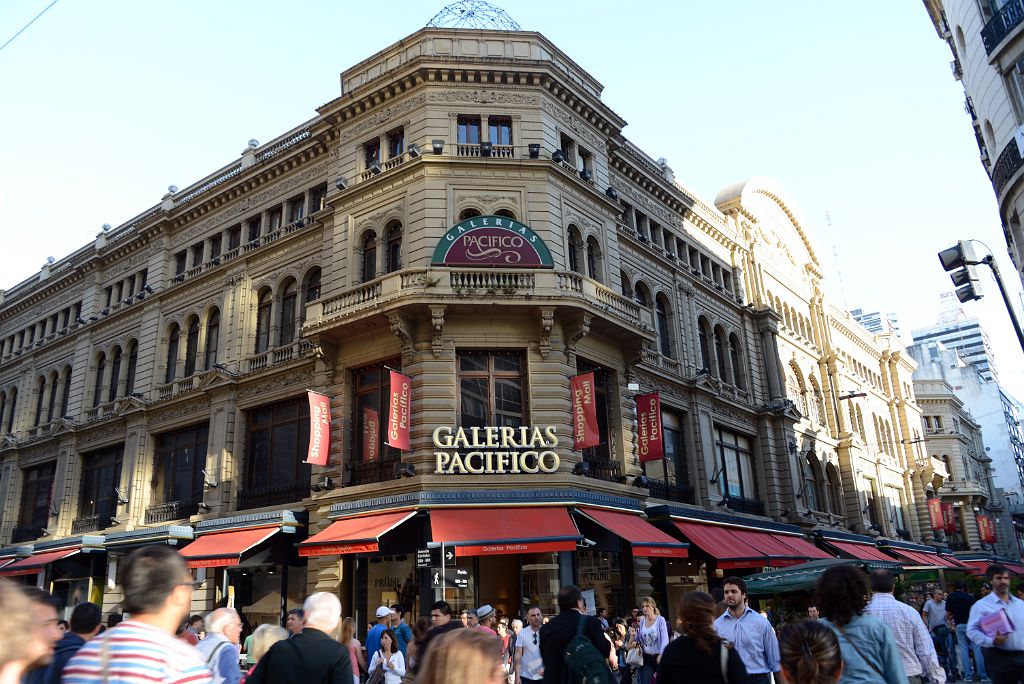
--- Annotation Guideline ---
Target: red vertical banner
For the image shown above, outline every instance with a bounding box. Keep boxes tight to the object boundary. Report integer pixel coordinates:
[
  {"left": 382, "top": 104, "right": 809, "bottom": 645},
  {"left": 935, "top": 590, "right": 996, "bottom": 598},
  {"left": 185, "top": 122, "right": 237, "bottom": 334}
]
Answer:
[
  {"left": 362, "top": 407, "right": 379, "bottom": 462},
  {"left": 941, "top": 502, "right": 957, "bottom": 533},
  {"left": 636, "top": 392, "right": 664, "bottom": 463},
  {"left": 979, "top": 515, "right": 997, "bottom": 543},
  {"left": 386, "top": 370, "right": 412, "bottom": 451},
  {"left": 927, "top": 499, "right": 944, "bottom": 531},
  {"left": 570, "top": 372, "right": 600, "bottom": 450},
  {"left": 305, "top": 391, "right": 331, "bottom": 466}
]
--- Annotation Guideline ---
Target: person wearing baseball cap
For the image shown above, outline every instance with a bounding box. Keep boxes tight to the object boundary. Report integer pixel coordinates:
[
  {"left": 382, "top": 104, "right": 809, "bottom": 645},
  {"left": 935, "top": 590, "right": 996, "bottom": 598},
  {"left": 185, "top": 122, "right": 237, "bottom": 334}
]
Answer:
[
  {"left": 475, "top": 605, "right": 498, "bottom": 636},
  {"left": 366, "top": 606, "right": 391, "bottom": 658}
]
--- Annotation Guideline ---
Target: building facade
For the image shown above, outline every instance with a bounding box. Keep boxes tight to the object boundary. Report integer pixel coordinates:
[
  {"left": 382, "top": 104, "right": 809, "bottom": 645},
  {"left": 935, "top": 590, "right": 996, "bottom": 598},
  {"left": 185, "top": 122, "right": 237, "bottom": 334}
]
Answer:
[
  {"left": 0, "top": 27, "right": 941, "bottom": 626},
  {"left": 850, "top": 308, "right": 902, "bottom": 339},
  {"left": 923, "top": 0, "right": 1024, "bottom": 288},
  {"left": 911, "top": 312, "right": 999, "bottom": 383}
]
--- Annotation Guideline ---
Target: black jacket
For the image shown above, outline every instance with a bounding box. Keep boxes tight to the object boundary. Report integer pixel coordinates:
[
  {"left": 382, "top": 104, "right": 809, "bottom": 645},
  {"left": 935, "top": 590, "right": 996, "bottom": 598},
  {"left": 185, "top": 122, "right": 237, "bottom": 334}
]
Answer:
[
  {"left": 247, "top": 627, "right": 352, "bottom": 684},
  {"left": 655, "top": 634, "right": 748, "bottom": 684},
  {"left": 539, "top": 610, "right": 611, "bottom": 684},
  {"left": 26, "top": 632, "right": 87, "bottom": 684}
]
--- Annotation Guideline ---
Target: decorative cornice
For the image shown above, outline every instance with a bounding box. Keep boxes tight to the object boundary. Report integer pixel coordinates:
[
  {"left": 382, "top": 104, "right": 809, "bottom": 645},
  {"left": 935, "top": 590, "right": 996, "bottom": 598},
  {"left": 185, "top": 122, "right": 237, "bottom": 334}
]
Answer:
[
  {"left": 104, "top": 525, "right": 194, "bottom": 548},
  {"left": 194, "top": 509, "right": 306, "bottom": 534}
]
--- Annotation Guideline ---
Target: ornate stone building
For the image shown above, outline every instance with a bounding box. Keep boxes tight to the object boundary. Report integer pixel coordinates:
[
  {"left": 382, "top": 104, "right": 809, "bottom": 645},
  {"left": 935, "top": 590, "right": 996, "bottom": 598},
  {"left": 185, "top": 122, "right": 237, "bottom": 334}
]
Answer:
[{"left": 0, "top": 26, "right": 950, "bottom": 624}]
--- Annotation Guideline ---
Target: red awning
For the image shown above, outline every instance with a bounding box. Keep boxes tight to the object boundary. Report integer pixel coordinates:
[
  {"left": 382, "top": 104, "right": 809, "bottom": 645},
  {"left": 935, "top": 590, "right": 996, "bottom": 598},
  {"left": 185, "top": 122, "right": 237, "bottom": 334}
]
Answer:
[
  {"left": 577, "top": 507, "right": 688, "bottom": 558},
  {"left": 770, "top": 534, "right": 834, "bottom": 560},
  {"left": 672, "top": 522, "right": 766, "bottom": 569},
  {"left": 887, "top": 548, "right": 953, "bottom": 568},
  {"left": 964, "top": 560, "right": 1024, "bottom": 576},
  {"left": 961, "top": 560, "right": 989, "bottom": 575},
  {"left": 939, "top": 554, "right": 972, "bottom": 570},
  {"left": 825, "top": 540, "right": 897, "bottom": 563},
  {"left": 179, "top": 527, "right": 279, "bottom": 568},
  {"left": 299, "top": 511, "right": 416, "bottom": 557},
  {"left": 0, "top": 547, "right": 80, "bottom": 576},
  {"left": 431, "top": 507, "right": 580, "bottom": 557},
  {"left": 1007, "top": 563, "right": 1024, "bottom": 575}
]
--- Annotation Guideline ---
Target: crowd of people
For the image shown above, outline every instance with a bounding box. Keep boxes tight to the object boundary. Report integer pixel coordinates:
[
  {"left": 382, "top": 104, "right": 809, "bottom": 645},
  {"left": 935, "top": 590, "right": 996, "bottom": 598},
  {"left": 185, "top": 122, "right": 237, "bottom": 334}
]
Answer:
[{"left": 1, "top": 546, "right": 1022, "bottom": 684}]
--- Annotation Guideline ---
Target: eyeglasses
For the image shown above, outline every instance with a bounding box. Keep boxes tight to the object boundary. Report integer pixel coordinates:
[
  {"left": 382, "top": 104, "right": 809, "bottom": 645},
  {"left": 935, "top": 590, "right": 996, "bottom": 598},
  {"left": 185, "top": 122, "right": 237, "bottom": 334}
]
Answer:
[{"left": 532, "top": 633, "right": 538, "bottom": 645}]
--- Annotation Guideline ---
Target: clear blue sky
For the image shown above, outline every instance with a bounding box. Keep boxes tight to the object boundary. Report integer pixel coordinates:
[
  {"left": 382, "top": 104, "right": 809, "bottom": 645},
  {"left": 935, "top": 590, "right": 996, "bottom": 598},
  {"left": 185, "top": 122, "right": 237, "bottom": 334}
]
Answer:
[{"left": 2, "top": 1, "right": 1021, "bottom": 395}]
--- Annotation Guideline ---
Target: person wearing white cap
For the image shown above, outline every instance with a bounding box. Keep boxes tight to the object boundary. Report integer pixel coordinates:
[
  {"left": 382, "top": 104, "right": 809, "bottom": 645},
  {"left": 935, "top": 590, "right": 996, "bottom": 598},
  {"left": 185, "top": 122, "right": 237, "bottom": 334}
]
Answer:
[
  {"left": 475, "top": 605, "right": 498, "bottom": 636},
  {"left": 365, "top": 606, "right": 391, "bottom": 660}
]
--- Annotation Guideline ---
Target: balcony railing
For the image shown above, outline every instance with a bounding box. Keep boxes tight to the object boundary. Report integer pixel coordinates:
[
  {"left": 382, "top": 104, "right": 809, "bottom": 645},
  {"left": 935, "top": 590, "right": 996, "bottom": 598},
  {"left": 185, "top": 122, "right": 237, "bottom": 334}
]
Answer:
[
  {"left": 236, "top": 481, "right": 309, "bottom": 510},
  {"left": 993, "top": 139, "right": 1024, "bottom": 199},
  {"left": 646, "top": 479, "right": 695, "bottom": 505},
  {"left": 982, "top": 0, "right": 1024, "bottom": 54},
  {"left": 11, "top": 525, "right": 45, "bottom": 543},
  {"left": 246, "top": 339, "right": 314, "bottom": 373},
  {"left": 350, "top": 456, "right": 401, "bottom": 486},
  {"left": 456, "top": 144, "right": 515, "bottom": 158},
  {"left": 722, "top": 495, "right": 766, "bottom": 516},
  {"left": 71, "top": 514, "right": 114, "bottom": 534},
  {"left": 144, "top": 500, "right": 200, "bottom": 524},
  {"left": 582, "top": 455, "right": 622, "bottom": 483}
]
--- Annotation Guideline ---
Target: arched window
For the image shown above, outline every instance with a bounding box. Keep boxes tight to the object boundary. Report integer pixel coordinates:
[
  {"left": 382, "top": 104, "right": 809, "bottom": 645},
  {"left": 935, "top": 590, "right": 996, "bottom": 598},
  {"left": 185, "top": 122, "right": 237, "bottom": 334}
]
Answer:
[
  {"left": 361, "top": 231, "right": 377, "bottom": 283},
  {"left": 697, "top": 317, "right": 711, "bottom": 372},
  {"left": 165, "top": 325, "right": 180, "bottom": 383},
  {"left": 108, "top": 346, "right": 123, "bottom": 399},
  {"left": 713, "top": 326, "right": 727, "bottom": 381},
  {"left": 634, "top": 283, "right": 649, "bottom": 307},
  {"left": 125, "top": 342, "right": 137, "bottom": 396},
  {"left": 205, "top": 311, "right": 219, "bottom": 370},
  {"left": 255, "top": 289, "right": 272, "bottom": 353},
  {"left": 458, "top": 208, "right": 481, "bottom": 221},
  {"left": 620, "top": 270, "right": 631, "bottom": 298},
  {"left": 825, "top": 463, "right": 843, "bottom": 515},
  {"left": 60, "top": 366, "right": 72, "bottom": 418},
  {"left": 494, "top": 209, "right": 517, "bottom": 219},
  {"left": 93, "top": 352, "right": 107, "bottom": 407},
  {"left": 787, "top": 363, "right": 806, "bottom": 415},
  {"left": 5, "top": 387, "right": 17, "bottom": 433},
  {"left": 802, "top": 453, "right": 820, "bottom": 512},
  {"left": 729, "top": 333, "right": 745, "bottom": 389},
  {"left": 567, "top": 225, "right": 582, "bottom": 273},
  {"left": 34, "top": 375, "right": 46, "bottom": 426},
  {"left": 279, "top": 280, "right": 298, "bottom": 346},
  {"left": 808, "top": 377, "right": 824, "bottom": 425},
  {"left": 586, "top": 236, "right": 601, "bottom": 281},
  {"left": 386, "top": 221, "right": 403, "bottom": 273},
  {"left": 856, "top": 406, "right": 865, "bottom": 440},
  {"left": 184, "top": 317, "right": 200, "bottom": 376},
  {"left": 304, "top": 267, "right": 322, "bottom": 304},
  {"left": 46, "top": 371, "right": 58, "bottom": 423},
  {"left": 655, "top": 294, "right": 672, "bottom": 357}
]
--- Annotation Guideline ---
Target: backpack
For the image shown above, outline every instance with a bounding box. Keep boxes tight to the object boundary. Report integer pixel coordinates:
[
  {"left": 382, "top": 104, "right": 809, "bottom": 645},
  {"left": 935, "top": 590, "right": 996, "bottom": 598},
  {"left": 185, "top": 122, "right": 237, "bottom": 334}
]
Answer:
[{"left": 563, "top": 614, "right": 614, "bottom": 684}]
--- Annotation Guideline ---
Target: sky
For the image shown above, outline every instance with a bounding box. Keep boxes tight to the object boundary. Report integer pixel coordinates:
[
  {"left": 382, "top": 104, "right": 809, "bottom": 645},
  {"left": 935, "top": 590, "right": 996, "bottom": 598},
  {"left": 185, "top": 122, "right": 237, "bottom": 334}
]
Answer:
[{"left": 1, "top": 1, "right": 1022, "bottom": 396}]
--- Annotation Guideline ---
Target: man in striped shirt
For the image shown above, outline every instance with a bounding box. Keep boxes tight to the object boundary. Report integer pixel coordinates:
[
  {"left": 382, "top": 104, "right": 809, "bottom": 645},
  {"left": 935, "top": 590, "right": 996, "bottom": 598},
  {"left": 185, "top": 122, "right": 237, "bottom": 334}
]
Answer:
[
  {"left": 63, "top": 545, "right": 212, "bottom": 684},
  {"left": 865, "top": 569, "right": 945, "bottom": 684}
]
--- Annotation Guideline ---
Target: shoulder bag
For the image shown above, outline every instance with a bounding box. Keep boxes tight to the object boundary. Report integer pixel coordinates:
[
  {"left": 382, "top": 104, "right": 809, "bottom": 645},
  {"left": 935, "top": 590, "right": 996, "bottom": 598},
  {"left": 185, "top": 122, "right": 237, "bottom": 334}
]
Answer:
[
  {"left": 834, "top": 624, "right": 884, "bottom": 679},
  {"left": 366, "top": 652, "right": 386, "bottom": 684}
]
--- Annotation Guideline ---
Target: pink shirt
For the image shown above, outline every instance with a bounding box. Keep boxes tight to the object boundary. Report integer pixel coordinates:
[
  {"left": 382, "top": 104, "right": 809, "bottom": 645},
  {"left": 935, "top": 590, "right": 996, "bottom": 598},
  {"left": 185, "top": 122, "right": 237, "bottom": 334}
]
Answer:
[{"left": 348, "top": 642, "right": 360, "bottom": 676}]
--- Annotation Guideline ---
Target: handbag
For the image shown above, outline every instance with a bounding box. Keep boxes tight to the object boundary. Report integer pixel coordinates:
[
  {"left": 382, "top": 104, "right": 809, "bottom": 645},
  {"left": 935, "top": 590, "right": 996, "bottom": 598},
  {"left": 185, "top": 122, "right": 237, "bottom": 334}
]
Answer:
[
  {"left": 625, "top": 644, "right": 644, "bottom": 668},
  {"left": 366, "top": 655, "right": 386, "bottom": 684}
]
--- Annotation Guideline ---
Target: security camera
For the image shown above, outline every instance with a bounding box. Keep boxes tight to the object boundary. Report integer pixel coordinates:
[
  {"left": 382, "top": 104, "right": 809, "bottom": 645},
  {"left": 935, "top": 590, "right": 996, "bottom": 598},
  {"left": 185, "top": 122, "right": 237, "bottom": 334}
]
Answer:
[{"left": 579, "top": 538, "right": 597, "bottom": 548}]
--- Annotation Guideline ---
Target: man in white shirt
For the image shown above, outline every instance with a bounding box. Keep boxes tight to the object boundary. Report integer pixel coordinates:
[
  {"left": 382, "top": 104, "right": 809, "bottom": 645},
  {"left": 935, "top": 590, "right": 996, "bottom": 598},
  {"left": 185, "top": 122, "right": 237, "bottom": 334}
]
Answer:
[
  {"left": 866, "top": 570, "right": 945, "bottom": 684},
  {"left": 514, "top": 605, "right": 544, "bottom": 684},
  {"left": 966, "top": 564, "right": 1024, "bottom": 684}
]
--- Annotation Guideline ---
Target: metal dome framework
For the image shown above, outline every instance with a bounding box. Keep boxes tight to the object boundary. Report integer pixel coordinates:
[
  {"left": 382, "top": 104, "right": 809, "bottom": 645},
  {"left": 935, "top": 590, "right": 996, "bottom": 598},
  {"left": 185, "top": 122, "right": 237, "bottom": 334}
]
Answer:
[{"left": 426, "top": 1, "right": 521, "bottom": 31}]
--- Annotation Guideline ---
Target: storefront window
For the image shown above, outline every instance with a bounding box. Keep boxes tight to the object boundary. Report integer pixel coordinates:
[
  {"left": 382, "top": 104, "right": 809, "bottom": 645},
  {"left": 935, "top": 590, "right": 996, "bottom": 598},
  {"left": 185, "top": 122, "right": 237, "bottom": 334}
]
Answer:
[
  {"left": 458, "top": 351, "right": 525, "bottom": 429},
  {"left": 658, "top": 558, "right": 707, "bottom": 626},
  {"left": 576, "top": 549, "right": 624, "bottom": 618},
  {"left": 520, "top": 552, "right": 560, "bottom": 618},
  {"left": 226, "top": 564, "right": 307, "bottom": 630},
  {"left": 366, "top": 555, "right": 419, "bottom": 619}
]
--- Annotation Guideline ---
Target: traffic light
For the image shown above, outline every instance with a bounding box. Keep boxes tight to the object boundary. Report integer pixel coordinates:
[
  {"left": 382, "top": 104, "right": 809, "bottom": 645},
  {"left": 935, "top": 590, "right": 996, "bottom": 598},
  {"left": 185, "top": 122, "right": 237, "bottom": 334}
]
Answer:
[{"left": 938, "top": 241, "right": 984, "bottom": 303}]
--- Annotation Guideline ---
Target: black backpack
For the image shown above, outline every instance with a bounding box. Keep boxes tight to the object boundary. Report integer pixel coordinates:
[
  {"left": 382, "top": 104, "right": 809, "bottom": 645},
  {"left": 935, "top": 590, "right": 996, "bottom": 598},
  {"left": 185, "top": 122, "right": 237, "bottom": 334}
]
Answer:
[{"left": 563, "top": 614, "right": 614, "bottom": 684}]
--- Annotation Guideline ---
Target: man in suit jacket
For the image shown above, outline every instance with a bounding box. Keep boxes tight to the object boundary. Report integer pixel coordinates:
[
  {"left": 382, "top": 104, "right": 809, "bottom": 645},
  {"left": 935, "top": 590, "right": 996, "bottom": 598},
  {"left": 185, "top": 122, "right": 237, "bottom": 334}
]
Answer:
[
  {"left": 247, "top": 593, "right": 351, "bottom": 684},
  {"left": 539, "top": 585, "right": 611, "bottom": 684}
]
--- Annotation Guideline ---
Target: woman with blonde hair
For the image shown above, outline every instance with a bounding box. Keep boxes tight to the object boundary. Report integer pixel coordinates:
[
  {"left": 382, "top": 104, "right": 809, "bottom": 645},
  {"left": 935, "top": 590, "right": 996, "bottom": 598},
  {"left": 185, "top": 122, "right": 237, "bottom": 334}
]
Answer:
[
  {"left": 778, "top": 620, "right": 844, "bottom": 684},
  {"left": 340, "top": 616, "right": 366, "bottom": 684},
  {"left": 414, "top": 628, "right": 506, "bottom": 684},
  {"left": 244, "top": 624, "right": 288, "bottom": 680},
  {"left": 636, "top": 596, "right": 670, "bottom": 684},
  {"left": 0, "top": 579, "right": 35, "bottom": 684},
  {"left": 656, "top": 592, "right": 747, "bottom": 683}
]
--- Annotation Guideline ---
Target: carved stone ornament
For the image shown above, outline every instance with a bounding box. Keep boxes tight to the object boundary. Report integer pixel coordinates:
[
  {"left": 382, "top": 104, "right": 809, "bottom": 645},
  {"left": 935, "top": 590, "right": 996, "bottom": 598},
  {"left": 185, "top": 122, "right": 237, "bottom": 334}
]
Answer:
[
  {"left": 338, "top": 94, "right": 427, "bottom": 144},
  {"left": 357, "top": 202, "right": 404, "bottom": 231},
  {"left": 538, "top": 307, "right": 555, "bottom": 360},
  {"left": 427, "top": 90, "right": 539, "bottom": 106},
  {"left": 236, "top": 368, "right": 313, "bottom": 400},
  {"left": 387, "top": 312, "right": 415, "bottom": 364},
  {"left": 429, "top": 305, "right": 446, "bottom": 359},
  {"left": 564, "top": 313, "right": 592, "bottom": 366},
  {"left": 147, "top": 397, "right": 212, "bottom": 426},
  {"left": 541, "top": 99, "right": 605, "bottom": 151}
]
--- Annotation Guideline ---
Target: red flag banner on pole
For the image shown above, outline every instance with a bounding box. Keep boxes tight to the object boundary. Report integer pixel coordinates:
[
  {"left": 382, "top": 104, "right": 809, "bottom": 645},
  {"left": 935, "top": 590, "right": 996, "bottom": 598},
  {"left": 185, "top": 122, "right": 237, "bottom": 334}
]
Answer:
[
  {"left": 305, "top": 391, "right": 331, "bottom": 466},
  {"left": 570, "top": 372, "right": 600, "bottom": 450},
  {"left": 941, "top": 502, "right": 957, "bottom": 533},
  {"left": 387, "top": 370, "right": 412, "bottom": 451},
  {"left": 979, "top": 515, "right": 996, "bottom": 544},
  {"left": 636, "top": 392, "right": 664, "bottom": 463},
  {"left": 362, "top": 407, "right": 379, "bottom": 462},
  {"left": 927, "top": 499, "right": 944, "bottom": 531}
]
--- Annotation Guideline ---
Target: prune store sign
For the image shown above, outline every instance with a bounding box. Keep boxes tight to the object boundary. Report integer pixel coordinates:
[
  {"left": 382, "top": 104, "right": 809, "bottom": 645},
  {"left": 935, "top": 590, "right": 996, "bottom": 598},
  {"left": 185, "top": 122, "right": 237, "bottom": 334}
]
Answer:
[
  {"left": 432, "top": 426, "right": 560, "bottom": 474},
  {"left": 431, "top": 216, "right": 554, "bottom": 268}
]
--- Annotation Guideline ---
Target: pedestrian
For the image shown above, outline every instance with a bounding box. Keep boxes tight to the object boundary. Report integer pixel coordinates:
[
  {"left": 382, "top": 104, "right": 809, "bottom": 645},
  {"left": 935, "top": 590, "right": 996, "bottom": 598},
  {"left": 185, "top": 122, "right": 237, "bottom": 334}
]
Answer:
[
  {"left": 285, "top": 608, "right": 305, "bottom": 636},
  {"left": 946, "top": 579, "right": 986, "bottom": 682},
  {"left": 416, "top": 628, "right": 507, "bottom": 684},
  {"left": 367, "top": 628, "right": 406, "bottom": 683},
  {"left": 609, "top": 618, "right": 633, "bottom": 684},
  {"left": 415, "top": 600, "right": 463, "bottom": 674},
  {"left": 21, "top": 588, "right": 69, "bottom": 678},
  {"left": 0, "top": 579, "right": 40, "bottom": 684},
  {"left": 922, "top": 586, "right": 952, "bottom": 677},
  {"left": 367, "top": 605, "right": 391, "bottom": 657},
  {"left": 246, "top": 592, "right": 352, "bottom": 684},
  {"left": 196, "top": 607, "right": 244, "bottom": 684},
  {"left": 460, "top": 609, "right": 471, "bottom": 627},
  {"left": 62, "top": 545, "right": 212, "bottom": 684},
  {"left": 245, "top": 624, "right": 287, "bottom": 680},
  {"left": 57, "top": 620, "right": 70, "bottom": 634},
  {"left": 389, "top": 605, "right": 413, "bottom": 658},
  {"left": 183, "top": 614, "right": 205, "bottom": 645},
  {"left": 635, "top": 595, "right": 670, "bottom": 684},
  {"left": 341, "top": 617, "right": 366, "bottom": 684},
  {"left": 627, "top": 607, "right": 641, "bottom": 630},
  {"left": 28, "top": 601, "right": 102, "bottom": 684},
  {"left": 713, "top": 576, "right": 781, "bottom": 684},
  {"left": 514, "top": 605, "right": 544, "bottom": 684},
  {"left": 966, "top": 563, "right": 1024, "bottom": 684},
  {"left": 538, "top": 585, "right": 612, "bottom": 684},
  {"left": 477, "top": 604, "right": 498, "bottom": 635},
  {"left": 405, "top": 616, "right": 431, "bottom": 675},
  {"left": 865, "top": 569, "right": 944, "bottom": 684},
  {"left": 778, "top": 619, "right": 844, "bottom": 684},
  {"left": 655, "top": 591, "right": 746, "bottom": 683},
  {"left": 107, "top": 612, "right": 124, "bottom": 629},
  {"left": 815, "top": 564, "right": 905, "bottom": 683},
  {"left": 597, "top": 607, "right": 609, "bottom": 631},
  {"left": 807, "top": 603, "right": 820, "bottom": 620}
]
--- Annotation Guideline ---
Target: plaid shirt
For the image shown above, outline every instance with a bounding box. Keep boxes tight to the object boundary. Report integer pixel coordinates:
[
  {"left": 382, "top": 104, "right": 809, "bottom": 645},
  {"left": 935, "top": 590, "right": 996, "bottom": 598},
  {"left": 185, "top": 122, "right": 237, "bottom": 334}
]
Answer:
[{"left": 866, "top": 593, "right": 945, "bottom": 682}]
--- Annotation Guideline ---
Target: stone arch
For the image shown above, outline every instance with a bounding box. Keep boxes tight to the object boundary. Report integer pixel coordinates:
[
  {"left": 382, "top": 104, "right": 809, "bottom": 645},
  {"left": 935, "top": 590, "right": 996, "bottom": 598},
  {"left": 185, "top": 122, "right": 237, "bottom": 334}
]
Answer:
[
  {"left": 458, "top": 207, "right": 483, "bottom": 221},
  {"left": 567, "top": 224, "right": 584, "bottom": 274},
  {"left": 713, "top": 324, "right": 728, "bottom": 382},
  {"left": 697, "top": 315, "right": 712, "bottom": 373},
  {"left": 655, "top": 292, "right": 673, "bottom": 358},
  {"left": 359, "top": 229, "right": 378, "bottom": 283},
  {"left": 385, "top": 220, "right": 403, "bottom": 273},
  {"left": 586, "top": 235, "right": 603, "bottom": 282},
  {"left": 728, "top": 332, "right": 745, "bottom": 389}
]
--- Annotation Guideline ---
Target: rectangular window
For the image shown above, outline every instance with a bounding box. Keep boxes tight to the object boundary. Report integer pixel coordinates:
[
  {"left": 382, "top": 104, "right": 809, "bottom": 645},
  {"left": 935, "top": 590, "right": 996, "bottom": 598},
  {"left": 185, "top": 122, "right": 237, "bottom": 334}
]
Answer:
[
  {"left": 716, "top": 429, "right": 756, "bottom": 502},
  {"left": 577, "top": 147, "right": 593, "bottom": 176},
  {"left": 287, "top": 195, "right": 305, "bottom": 223},
  {"left": 104, "top": 286, "right": 113, "bottom": 308},
  {"left": 365, "top": 138, "right": 381, "bottom": 166},
  {"left": 19, "top": 462, "right": 55, "bottom": 533},
  {"left": 457, "top": 116, "right": 482, "bottom": 145},
  {"left": 576, "top": 359, "right": 612, "bottom": 463},
  {"left": 645, "top": 409, "right": 691, "bottom": 503},
  {"left": 389, "top": 128, "right": 405, "bottom": 158},
  {"left": 79, "top": 445, "right": 123, "bottom": 520},
  {"left": 309, "top": 183, "right": 327, "bottom": 213},
  {"left": 154, "top": 423, "right": 208, "bottom": 506},
  {"left": 210, "top": 235, "right": 222, "bottom": 259},
  {"left": 559, "top": 133, "right": 575, "bottom": 165},
  {"left": 247, "top": 217, "right": 262, "bottom": 243},
  {"left": 228, "top": 224, "right": 241, "bottom": 251},
  {"left": 191, "top": 242, "right": 205, "bottom": 268},
  {"left": 458, "top": 351, "right": 526, "bottom": 429},
  {"left": 174, "top": 251, "right": 187, "bottom": 275},
  {"left": 352, "top": 360, "right": 402, "bottom": 472},
  {"left": 488, "top": 117, "right": 512, "bottom": 146},
  {"left": 241, "top": 397, "right": 311, "bottom": 509},
  {"left": 268, "top": 207, "right": 283, "bottom": 232}
]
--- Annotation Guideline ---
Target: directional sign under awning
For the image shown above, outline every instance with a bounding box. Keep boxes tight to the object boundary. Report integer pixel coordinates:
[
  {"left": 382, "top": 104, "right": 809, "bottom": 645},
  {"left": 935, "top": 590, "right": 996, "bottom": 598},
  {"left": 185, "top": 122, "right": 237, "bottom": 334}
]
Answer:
[
  {"left": 430, "top": 567, "right": 471, "bottom": 589},
  {"left": 442, "top": 547, "right": 455, "bottom": 567},
  {"left": 416, "top": 548, "right": 439, "bottom": 569}
]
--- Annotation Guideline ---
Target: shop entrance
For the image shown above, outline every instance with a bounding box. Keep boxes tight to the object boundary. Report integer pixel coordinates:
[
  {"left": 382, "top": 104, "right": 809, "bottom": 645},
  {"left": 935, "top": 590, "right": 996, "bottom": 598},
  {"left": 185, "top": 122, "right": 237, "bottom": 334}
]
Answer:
[{"left": 434, "top": 551, "right": 566, "bottom": 620}]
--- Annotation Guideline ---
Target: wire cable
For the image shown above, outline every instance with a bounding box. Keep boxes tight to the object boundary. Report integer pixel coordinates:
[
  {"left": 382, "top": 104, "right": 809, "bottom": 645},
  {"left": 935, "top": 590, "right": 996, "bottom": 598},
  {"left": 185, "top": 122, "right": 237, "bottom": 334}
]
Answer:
[{"left": 0, "top": 0, "right": 60, "bottom": 54}]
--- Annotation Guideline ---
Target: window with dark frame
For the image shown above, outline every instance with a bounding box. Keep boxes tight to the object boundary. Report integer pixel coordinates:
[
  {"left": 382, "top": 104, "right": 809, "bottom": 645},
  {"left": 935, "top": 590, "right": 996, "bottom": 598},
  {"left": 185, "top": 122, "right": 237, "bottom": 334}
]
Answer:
[
  {"left": 458, "top": 351, "right": 526, "bottom": 430},
  {"left": 205, "top": 312, "right": 219, "bottom": 370},
  {"left": 174, "top": 251, "right": 187, "bottom": 276},
  {"left": 280, "top": 281, "right": 298, "bottom": 345},
  {"left": 153, "top": 423, "right": 208, "bottom": 507},
  {"left": 365, "top": 138, "right": 381, "bottom": 167},
  {"left": 716, "top": 429, "right": 756, "bottom": 502},
  {"left": 388, "top": 128, "right": 405, "bottom": 158},
  {"left": 125, "top": 343, "right": 137, "bottom": 396},
  {"left": 60, "top": 370, "right": 71, "bottom": 418},
  {"left": 18, "top": 462, "right": 55, "bottom": 534},
  {"left": 183, "top": 318, "right": 199, "bottom": 377},
  {"left": 241, "top": 397, "right": 311, "bottom": 508},
  {"left": 79, "top": 445, "right": 123, "bottom": 523},
  {"left": 210, "top": 235, "right": 222, "bottom": 259},
  {"left": 488, "top": 117, "right": 512, "bottom": 146},
  {"left": 255, "top": 290, "right": 272, "bottom": 353},
  {"left": 166, "top": 325, "right": 180, "bottom": 383},
  {"left": 46, "top": 373, "right": 58, "bottom": 422},
  {"left": 457, "top": 116, "right": 482, "bottom": 145},
  {"left": 33, "top": 376, "right": 45, "bottom": 426},
  {"left": 576, "top": 358, "right": 611, "bottom": 463},
  {"left": 93, "top": 353, "right": 106, "bottom": 407},
  {"left": 386, "top": 223, "right": 402, "bottom": 273},
  {"left": 108, "top": 346, "right": 122, "bottom": 400},
  {"left": 352, "top": 360, "right": 402, "bottom": 467},
  {"left": 645, "top": 408, "right": 691, "bottom": 503},
  {"left": 361, "top": 232, "right": 377, "bottom": 283},
  {"left": 247, "top": 218, "right": 261, "bottom": 244}
]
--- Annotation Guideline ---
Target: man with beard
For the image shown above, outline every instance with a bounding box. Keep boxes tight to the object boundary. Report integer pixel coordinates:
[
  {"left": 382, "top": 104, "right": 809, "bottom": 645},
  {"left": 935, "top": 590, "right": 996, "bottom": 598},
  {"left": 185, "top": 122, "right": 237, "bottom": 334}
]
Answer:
[
  {"left": 713, "top": 577, "right": 780, "bottom": 684},
  {"left": 967, "top": 564, "right": 1024, "bottom": 684}
]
